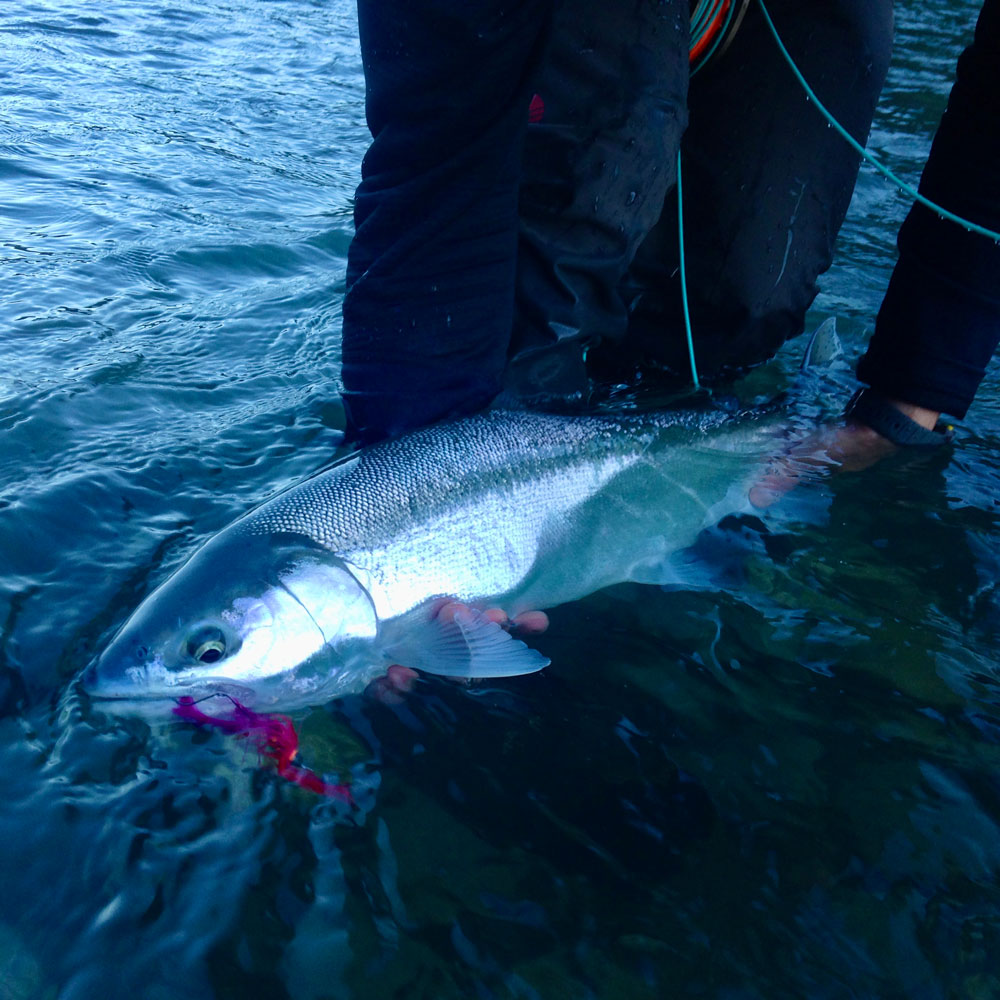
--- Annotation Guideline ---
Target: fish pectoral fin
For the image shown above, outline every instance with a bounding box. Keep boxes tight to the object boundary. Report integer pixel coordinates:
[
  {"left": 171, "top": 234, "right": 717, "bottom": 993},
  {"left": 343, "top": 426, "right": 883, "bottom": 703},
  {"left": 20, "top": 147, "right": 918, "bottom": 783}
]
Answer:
[{"left": 386, "top": 608, "right": 550, "bottom": 679}]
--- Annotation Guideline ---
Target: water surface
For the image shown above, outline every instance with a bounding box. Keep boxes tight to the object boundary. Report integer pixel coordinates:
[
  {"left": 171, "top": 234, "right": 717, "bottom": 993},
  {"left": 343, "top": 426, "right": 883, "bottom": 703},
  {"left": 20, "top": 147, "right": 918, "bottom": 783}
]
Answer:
[{"left": 2, "top": 2, "right": 999, "bottom": 998}]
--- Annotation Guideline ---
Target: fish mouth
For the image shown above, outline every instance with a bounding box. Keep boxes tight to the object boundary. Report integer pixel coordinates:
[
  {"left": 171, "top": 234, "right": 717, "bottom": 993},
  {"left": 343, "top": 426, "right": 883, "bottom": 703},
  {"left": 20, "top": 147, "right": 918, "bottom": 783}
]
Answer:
[{"left": 80, "top": 660, "right": 257, "bottom": 712}]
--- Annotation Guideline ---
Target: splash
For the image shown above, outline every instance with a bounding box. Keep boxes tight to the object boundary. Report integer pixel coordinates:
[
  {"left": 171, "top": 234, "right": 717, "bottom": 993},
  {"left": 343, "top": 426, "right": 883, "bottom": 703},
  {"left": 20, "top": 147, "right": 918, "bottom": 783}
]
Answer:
[{"left": 173, "top": 695, "right": 354, "bottom": 804}]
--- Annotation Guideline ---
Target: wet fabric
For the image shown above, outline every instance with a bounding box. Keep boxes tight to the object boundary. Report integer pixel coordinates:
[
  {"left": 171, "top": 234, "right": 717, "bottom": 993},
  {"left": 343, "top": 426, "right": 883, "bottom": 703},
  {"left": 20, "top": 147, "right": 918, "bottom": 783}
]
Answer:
[
  {"left": 506, "top": 0, "right": 690, "bottom": 400},
  {"left": 342, "top": 1, "right": 893, "bottom": 441},
  {"left": 343, "top": 0, "right": 553, "bottom": 442},
  {"left": 593, "top": 0, "right": 893, "bottom": 386},
  {"left": 858, "top": 0, "right": 1000, "bottom": 419}
]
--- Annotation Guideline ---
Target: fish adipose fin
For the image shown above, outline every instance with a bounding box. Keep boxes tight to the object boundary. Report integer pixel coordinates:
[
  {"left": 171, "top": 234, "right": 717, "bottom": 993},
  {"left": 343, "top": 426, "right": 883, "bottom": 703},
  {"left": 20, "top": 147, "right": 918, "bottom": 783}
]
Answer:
[{"left": 386, "top": 608, "right": 550, "bottom": 679}]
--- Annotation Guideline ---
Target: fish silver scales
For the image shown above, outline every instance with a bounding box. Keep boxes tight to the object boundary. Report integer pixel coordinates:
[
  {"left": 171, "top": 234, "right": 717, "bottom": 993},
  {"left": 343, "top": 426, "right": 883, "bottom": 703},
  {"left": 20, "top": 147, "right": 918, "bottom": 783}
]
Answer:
[
  {"left": 84, "top": 406, "right": 776, "bottom": 709},
  {"left": 245, "top": 410, "right": 657, "bottom": 620},
  {"left": 237, "top": 410, "right": 654, "bottom": 547}
]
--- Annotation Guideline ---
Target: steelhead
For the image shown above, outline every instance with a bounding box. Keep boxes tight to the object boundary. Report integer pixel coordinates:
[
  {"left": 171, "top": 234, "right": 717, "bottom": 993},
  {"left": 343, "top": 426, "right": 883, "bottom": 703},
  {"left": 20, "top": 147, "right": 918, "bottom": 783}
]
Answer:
[{"left": 84, "top": 406, "right": 779, "bottom": 709}]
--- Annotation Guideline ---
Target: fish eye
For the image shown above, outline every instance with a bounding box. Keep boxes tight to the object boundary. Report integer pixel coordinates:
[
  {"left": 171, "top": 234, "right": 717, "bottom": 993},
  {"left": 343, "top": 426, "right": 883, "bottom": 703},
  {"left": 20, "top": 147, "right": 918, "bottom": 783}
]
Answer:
[{"left": 186, "top": 625, "right": 228, "bottom": 665}]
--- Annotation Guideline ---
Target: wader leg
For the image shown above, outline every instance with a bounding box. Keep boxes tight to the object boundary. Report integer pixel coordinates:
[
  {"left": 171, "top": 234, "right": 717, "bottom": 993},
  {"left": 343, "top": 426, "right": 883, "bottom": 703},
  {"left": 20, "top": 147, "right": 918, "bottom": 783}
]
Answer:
[
  {"left": 505, "top": 0, "right": 690, "bottom": 403},
  {"left": 343, "top": 0, "right": 553, "bottom": 443},
  {"left": 604, "top": 0, "right": 894, "bottom": 382}
]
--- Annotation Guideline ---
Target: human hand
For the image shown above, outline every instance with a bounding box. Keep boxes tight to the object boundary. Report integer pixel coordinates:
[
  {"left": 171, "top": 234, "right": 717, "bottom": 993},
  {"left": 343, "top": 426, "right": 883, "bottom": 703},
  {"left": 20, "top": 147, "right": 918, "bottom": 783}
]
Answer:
[
  {"left": 749, "top": 420, "right": 896, "bottom": 508},
  {"left": 748, "top": 392, "right": 943, "bottom": 509}
]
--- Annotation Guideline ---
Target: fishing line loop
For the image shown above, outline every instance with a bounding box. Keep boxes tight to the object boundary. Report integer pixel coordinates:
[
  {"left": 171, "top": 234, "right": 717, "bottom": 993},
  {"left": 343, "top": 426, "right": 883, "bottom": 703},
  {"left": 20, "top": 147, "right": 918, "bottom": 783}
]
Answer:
[
  {"left": 755, "top": 0, "right": 1000, "bottom": 243},
  {"left": 677, "top": 0, "right": 1000, "bottom": 390}
]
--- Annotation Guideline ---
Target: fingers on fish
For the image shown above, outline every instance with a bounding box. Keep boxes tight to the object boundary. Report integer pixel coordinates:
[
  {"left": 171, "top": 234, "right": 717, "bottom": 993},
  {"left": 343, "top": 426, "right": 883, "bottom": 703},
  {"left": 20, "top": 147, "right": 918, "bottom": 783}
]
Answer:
[
  {"left": 365, "top": 663, "right": 420, "bottom": 704},
  {"left": 435, "top": 600, "right": 549, "bottom": 635},
  {"left": 511, "top": 610, "right": 549, "bottom": 634}
]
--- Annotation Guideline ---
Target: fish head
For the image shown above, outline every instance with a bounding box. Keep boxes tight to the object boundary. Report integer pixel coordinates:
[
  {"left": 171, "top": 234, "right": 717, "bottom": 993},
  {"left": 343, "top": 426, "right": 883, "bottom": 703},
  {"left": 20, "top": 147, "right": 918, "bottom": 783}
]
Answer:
[{"left": 84, "top": 530, "right": 378, "bottom": 707}]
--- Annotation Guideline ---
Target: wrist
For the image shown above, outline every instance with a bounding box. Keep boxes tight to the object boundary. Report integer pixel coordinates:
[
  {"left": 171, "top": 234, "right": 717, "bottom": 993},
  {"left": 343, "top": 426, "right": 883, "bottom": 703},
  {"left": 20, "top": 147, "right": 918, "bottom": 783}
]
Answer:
[
  {"left": 884, "top": 397, "right": 939, "bottom": 431},
  {"left": 844, "top": 388, "right": 951, "bottom": 447}
]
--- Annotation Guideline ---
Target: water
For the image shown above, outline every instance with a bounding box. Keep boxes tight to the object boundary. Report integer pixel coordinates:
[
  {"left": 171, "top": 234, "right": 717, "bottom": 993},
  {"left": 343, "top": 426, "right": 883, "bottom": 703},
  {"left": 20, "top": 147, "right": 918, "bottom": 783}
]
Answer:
[{"left": 2, "top": 2, "right": 999, "bottom": 997}]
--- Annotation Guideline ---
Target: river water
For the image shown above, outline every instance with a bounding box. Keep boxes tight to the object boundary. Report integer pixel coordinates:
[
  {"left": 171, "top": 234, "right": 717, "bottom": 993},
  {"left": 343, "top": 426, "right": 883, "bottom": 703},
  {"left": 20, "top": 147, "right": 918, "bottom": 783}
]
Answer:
[{"left": 2, "top": 2, "right": 998, "bottom": 998}]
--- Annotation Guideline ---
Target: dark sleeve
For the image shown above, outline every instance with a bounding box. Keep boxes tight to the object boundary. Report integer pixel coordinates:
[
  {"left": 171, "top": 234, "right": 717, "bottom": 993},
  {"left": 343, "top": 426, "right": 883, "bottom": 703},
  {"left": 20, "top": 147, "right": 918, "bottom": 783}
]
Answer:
[
  {"left": 857, "top": 0, "right": 1000, "bottom": 419},
  {"left": 341, "top": 0, "right": 552, "bottom": 445}
]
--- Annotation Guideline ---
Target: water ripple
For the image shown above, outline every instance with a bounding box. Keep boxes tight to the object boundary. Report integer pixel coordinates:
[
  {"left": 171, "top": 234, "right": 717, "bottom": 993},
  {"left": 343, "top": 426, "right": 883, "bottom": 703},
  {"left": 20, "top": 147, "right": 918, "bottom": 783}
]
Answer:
[{"left": 2, "top": 2, "right": 1000, "bottom": 998}]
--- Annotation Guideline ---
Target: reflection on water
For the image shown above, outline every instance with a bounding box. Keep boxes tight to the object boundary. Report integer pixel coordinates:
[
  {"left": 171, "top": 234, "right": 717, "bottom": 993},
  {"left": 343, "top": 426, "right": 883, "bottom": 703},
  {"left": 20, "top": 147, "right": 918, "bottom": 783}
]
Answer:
[{"left": 2, "top": 1, "right": 999, "bottom": 997}]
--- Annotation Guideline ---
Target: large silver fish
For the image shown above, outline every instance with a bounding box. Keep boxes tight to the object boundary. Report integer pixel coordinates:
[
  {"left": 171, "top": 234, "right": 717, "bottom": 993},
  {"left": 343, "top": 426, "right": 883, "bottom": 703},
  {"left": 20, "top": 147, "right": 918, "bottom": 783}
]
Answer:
[{"left": 84, "top": 405, "right": 779, "bottom": 709}]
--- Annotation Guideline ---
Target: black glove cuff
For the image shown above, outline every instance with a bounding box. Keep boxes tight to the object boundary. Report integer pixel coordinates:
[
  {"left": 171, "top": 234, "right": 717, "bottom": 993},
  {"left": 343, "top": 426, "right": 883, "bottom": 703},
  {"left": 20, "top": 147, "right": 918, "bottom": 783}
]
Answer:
[{"left": 845, "top": 388, "right": 953, "bottom": 447}]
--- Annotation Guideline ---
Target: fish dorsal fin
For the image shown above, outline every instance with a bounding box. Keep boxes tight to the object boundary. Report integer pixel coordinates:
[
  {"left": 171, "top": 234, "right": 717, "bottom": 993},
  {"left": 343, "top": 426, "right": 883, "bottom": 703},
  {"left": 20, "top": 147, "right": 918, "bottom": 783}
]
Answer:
[
  {"left": 800, "top": 317, "right": 843, "bottom": 371},
  {"left": 385, "top": 608, "right": 549, "bottom": 678}
]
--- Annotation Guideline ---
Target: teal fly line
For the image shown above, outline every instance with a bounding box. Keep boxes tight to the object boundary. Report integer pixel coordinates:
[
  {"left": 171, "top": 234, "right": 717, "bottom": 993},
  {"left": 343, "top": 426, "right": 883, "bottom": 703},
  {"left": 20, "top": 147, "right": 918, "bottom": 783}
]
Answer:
[
  {"left": 756, "top": 0, "right": 1000, "bottom": 244},
  {"left": 676, "top": 149, "right": 701, "bottom": 390},
  {"left": 676, "top": 0, "right": 1000, "bottom": 390}
]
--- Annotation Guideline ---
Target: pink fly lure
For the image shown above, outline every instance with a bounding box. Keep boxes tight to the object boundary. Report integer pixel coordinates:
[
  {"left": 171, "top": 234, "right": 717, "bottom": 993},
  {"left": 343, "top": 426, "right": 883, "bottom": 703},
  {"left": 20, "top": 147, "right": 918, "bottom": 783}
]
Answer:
[{"left": 173, "top": 695, "right": 354, "bottom": 804}]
